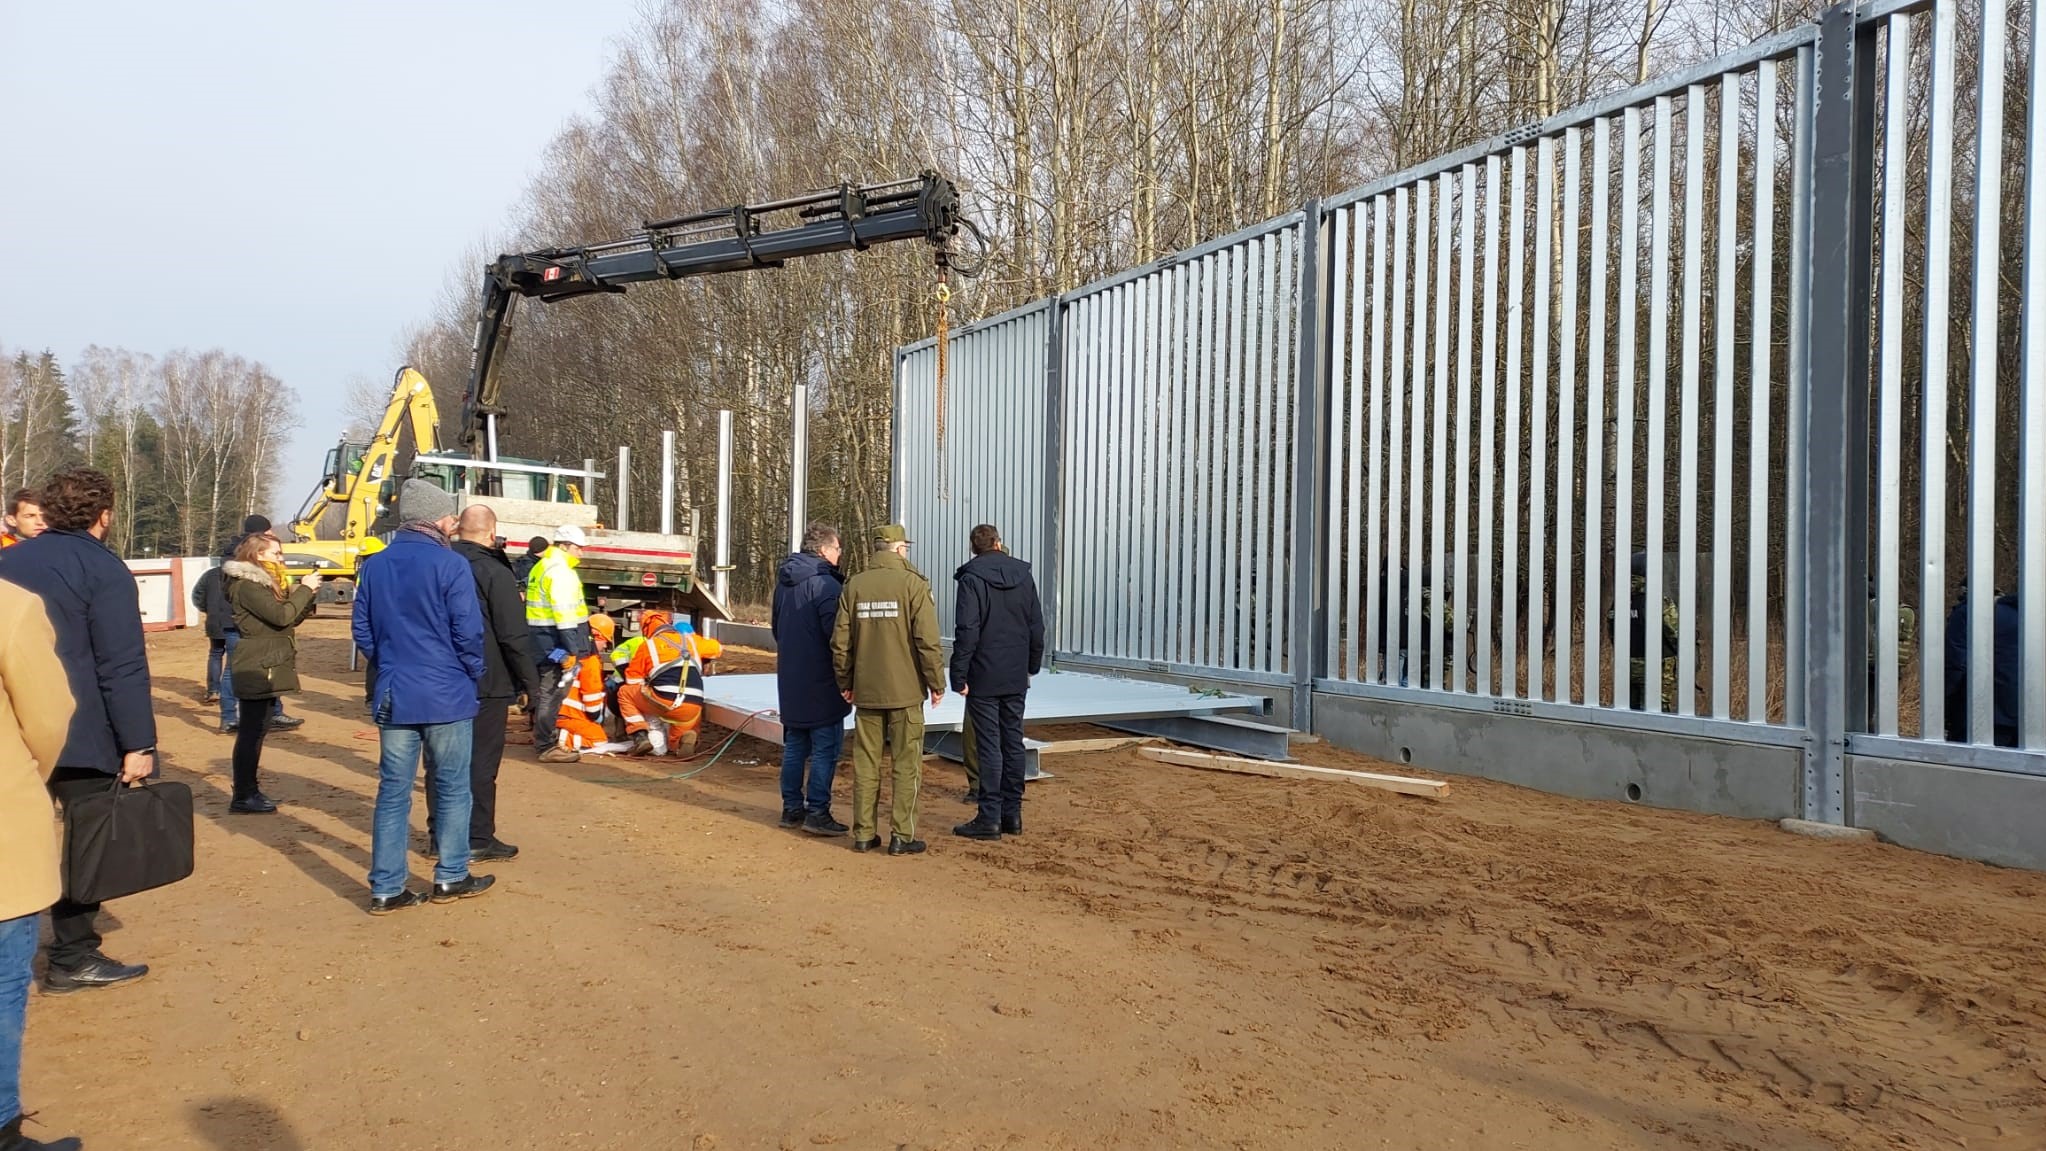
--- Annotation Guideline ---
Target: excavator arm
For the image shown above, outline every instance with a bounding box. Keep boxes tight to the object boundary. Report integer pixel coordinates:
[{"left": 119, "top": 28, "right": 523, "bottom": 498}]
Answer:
[
  {"left": 460, "top": 171, "right": 970, "bottom": 461},
  {"left": 289, "top": 366, "right": 444, "bottom": 542}
]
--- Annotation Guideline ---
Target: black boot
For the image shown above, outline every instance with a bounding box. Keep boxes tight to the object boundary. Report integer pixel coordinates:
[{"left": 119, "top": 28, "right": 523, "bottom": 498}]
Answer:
[
  {"left": 1000, "top": 812, "right": 1023, "bottom": 835},
  {"left": 952, "top": 816, "right": 1002, "bottom": 840},
  {"left": 0, "top": 1112, "right": 84, "bottom": 1151}
]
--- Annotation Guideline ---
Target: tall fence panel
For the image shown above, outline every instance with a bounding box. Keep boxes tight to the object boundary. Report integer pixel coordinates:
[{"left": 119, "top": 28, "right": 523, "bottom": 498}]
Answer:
[
  {"left": 893, "top": 300, "right": 1051, "bottom": 640},
  {"left": 1317, "top": 29, "right": 1814, "bottom": 744},
  {"left": 885, "top": 0, "right": 2046, "bottom": 865},
  {"left": 1056, "top": 215, "right": 1305, "bottom": 684}
]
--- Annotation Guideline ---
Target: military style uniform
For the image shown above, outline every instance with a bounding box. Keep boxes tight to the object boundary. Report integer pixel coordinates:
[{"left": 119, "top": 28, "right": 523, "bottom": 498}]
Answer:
[
  {"left": 1619, "top": 558, "right": 1680, "bottom": 712},
  {"left": 830, "top": 539, "right": 945, "bottom": 845}
]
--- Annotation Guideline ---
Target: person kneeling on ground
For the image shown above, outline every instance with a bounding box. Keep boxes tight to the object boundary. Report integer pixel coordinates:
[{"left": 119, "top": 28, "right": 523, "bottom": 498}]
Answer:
[
  {"left": 0, "top": 581, "right": 84, "bottom": 1151},
  {"left": 617, "top": 611, "right": 720, "bottom": 759},
  {"left": 542, "top": 613, "right": 616, "bottom": 762},
  {"left": 221, "top": 533, "right": 321, "bottom": 813}
]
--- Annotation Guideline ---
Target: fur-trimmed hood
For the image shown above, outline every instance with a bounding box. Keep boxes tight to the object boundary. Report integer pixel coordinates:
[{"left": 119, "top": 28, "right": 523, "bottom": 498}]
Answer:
[{"left": 221, "top": 558, "right": 284, "bottom": 591}]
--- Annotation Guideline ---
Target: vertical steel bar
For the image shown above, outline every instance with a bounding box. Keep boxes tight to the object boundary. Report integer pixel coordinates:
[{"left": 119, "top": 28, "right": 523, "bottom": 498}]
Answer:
[
  {"left": 1788, "top": 45, "right": 1815, "bottom": 727},
  {"left": 1252, "top": 239, "right": 1268, "bottom": 670},
  {"left": 1328, "top": 210, "right": 1352, "bottom": 675},
  {"left": 1713, "top": 74, "right": 1739, "bottom": 718},
  {"left": 1043, "top": 302, "right": 1066, "bottom": 662},
  {"left": 1175, "top": 267, "right": 1196, "bottom": 665},
  {"left": 1274, "top": 224, "right": 1298, "bottom": 675},
  {"left": 2025, "top": 0, "right": 2046, "bottom": 748},
  {"left": 1117, "top": 281, "right": 1138, "bottom": 658},
  {"left": 1918, "top": 14, "right": 1952, "bottom": 742},
  {"left": 1431, "top": 172, "right": 1454, "bottom": 688},
  {"left": 1968, "top": 0, "right": 2007, "bottom": 745},
  {"left": 1479, "top": 157, "right": 1503, "bottom": 695},
  {"left": 1679, "top": 85, "right": 1704, "bottom": 717},
  {"left": 1067, "top": 300, "right": 1091, "bottom": 653},
  {"left": 1876, "top": 19, "right": 1910, "bottom": 736},
  {"left": 617, "top": 445, "right": 633, "bottom": 533},
  {"left": 1347, "top": 210, "right": 1370, "bottom": 681},
  {"left": 1504, "top": 149, "right": 1527, "bottom": 698},
  {"left": 1219, "top": 251, "right": 1235, "bottom": 666},
  {"left": 1454, "top": 164, "right": 1478, "bottom": 694},
  {"left": 1368, "top": 198, "right": 1392, "bottom": 683},
  {"left": 1202, "top": 254, "right": 1222, "bottom": 667},
  {"left": 1615, "top": 108, "right": 1641, "bottom": 709},
  {"left": 1388, "top": 189, "right": 1410, "bottom": 686},
  {"left": 1557, "top": 127, "right": 1582, "bottom": 702},
  {"left": 1648, "top": 96, "right": 1673, "bottom": 715},
  {"left": 1291, "top": 206, "right": 1328, "bottom": 726},
  {"left": 1803, "top": 7, "right": 1878, "bottom": 821},
  {"left": 1530, "top": 136, "right": 1554, "bottom": 702},
  {"left": 1751, "top": 60, "right": 1778, "bottom": 725},
  {"left": 1585, "top": 118, "right": 1609, "bottom": 708},
  {"left": 662, "top": 427, "right": 678, "bottom": 536},
  {"left": 1131, "top": 275, "right": 1154, "bottom": 660},
  {"left": 1408, "top": 180, "right": 1431, "bottom": 689},
  {"left": 1149, "top": 269, "right": 1171, "bottom": 662},
  {"left": 715, "top": 413, "right": 732, "bottom": 606}
]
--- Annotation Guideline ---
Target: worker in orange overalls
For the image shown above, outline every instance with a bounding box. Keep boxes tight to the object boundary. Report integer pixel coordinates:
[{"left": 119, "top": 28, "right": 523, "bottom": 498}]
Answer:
[
  {"left": 618, "top": 610, "right": 722, "bottom": 757},
  {"left": 553, "top": 613, "right": 616, "bottom": 754}
]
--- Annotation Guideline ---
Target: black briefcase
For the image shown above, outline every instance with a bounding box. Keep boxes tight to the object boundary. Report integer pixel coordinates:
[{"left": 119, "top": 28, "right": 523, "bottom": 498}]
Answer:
[{"left": 62, "top": 779, "right": 196, "bottom": 905}]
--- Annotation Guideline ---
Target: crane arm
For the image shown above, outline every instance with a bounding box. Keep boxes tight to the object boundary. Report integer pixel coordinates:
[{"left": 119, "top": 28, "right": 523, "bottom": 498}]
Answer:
[
  {"left": 460, "top": 171, "right": 969, "bottom": 457},
  {"left": 290, "top": 367, "right": 445, "bottom": 543}
]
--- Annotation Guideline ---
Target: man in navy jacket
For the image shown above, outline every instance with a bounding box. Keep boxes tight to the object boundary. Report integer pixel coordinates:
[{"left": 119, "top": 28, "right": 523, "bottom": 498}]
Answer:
[
  {"left": 949, "top": 523, "right": 1045, "bottom": 841},
  {"left": 0, "top": 467, "right": 156, "bottom": 992},
  {"left": 352, "top": 480, "right": 492, "bottom": 914},
  {"left": 772, "top": 522, "right": 850, "bottom": 836}
]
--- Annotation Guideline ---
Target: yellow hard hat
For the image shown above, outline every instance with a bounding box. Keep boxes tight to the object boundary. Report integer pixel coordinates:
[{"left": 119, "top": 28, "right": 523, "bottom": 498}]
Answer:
[{"left": 589, "top": 613, "right": 616, "bottom": 643}]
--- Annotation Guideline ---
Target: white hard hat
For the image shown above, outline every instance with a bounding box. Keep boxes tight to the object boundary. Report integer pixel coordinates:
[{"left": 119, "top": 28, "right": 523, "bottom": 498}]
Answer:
[{"left": 554, "top": 524, "right": 589, "bottom": 547}]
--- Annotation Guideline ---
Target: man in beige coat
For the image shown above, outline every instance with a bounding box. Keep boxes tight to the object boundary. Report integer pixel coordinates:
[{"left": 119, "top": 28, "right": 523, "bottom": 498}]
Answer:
[{"left": 0, "top": 580, "right": 81, "bottom": 1150}]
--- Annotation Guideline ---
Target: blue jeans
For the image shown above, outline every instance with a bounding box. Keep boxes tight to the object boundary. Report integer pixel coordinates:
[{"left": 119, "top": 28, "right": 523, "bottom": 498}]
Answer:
[
  {"left": 368, "top": 720, "right": 474, "bottom": 898},
  {"left": 780, "top": 723, "right": 844, "bottom": 816},
  {"left": 218, "top": 631, "right": 288, "bottom": 727},
  {"left": 0, "top": 912, "right": 38, "bottom": 1123}
]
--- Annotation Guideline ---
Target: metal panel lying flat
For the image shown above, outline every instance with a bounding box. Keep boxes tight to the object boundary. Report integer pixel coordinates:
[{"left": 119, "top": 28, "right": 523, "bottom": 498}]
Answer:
[{"left": 700, "top": 670, "right": 1271, "bottom": 748}]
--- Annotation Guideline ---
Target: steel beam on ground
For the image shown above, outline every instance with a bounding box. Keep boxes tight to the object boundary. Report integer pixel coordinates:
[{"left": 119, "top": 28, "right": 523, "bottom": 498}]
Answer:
[{"left": 1100, "top": 714, "right": 1294, "bottom": 761}]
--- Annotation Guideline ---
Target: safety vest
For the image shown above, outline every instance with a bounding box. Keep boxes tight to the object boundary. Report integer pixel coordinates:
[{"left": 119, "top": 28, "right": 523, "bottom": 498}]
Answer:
[
  {"left": 525, "top": 547, "right": 590, "bottom": 629},
  {"left": 628, "top": 625, "right": 705, "bottom": 708},
  {"left": 611, "top": 635, "right": 645, "bottom": 672},
  {"left": 0, "top": 533, "right": 19, "bottom": 548}
]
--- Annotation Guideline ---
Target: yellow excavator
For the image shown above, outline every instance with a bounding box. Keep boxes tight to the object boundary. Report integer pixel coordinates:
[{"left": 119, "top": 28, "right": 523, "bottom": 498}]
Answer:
[{"left": 282, "top": 366, "right": 584, "bottom": 579}]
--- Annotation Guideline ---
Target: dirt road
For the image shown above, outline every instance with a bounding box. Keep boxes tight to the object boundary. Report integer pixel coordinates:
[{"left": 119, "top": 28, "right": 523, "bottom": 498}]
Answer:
[{"left": 20, "top": 620, "right": 2046, "bottom": 1149}]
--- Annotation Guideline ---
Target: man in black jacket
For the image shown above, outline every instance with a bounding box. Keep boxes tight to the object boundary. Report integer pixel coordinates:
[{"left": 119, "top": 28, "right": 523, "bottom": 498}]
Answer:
[
  {"left": 437, "top": 505, "right": 539, "bottom": 861},
  {"left": 949, "top": 524, "right": 1045, "bottom": 841},
  {"left": 0, "top": 468, "right": 155, "bottom": 992}
]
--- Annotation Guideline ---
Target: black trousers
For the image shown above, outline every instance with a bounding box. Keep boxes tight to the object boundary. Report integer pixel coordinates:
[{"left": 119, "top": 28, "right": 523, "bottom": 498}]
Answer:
[
  {"left": 231, "top": 699, "right": 273, "bottom": 799},
  {"left": 427, "top": 699, "right": 509, "bottom": 845},
  {"left": 45, "top": 767, "right": 118, "bottom": 969},
  {"left": 967, "top": 692, "right": 1027, "bottom": 825}
]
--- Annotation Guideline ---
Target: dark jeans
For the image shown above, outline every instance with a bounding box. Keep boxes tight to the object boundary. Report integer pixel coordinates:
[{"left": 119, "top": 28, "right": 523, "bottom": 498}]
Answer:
[
  {"left": 428, "top": 699, "right": 508, "bottom": 845},
  {"left": 780, "top": 723, "right": 844, "bottom": 816},
  {"left": 231, "top": 699, "right": 274, "bottom": 799},
  {"left": 967, "top": 692, "right": 1027, "bottom": 825},
  {"left": 530, "top": 626, "right": 565, "bottom": 749},
  {"left": 206, "top": 637, "right": 226, "bottom": 697},
  {"left": 1, "top": 911, "right": 35, "bottom": 1122},
  {"left": 44, "top": 768, "right": 117, "bottom": 969}
]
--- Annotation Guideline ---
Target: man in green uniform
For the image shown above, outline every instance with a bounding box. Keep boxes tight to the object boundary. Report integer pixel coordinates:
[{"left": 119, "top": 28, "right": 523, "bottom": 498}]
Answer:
[{"left": 831, "top": 524, "right": 946, "bottom": 856}]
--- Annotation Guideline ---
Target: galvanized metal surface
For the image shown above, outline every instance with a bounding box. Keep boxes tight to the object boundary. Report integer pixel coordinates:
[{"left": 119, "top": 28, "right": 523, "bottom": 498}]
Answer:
[{"left": 896, "top": 300, "right": 1051, "bottom": 640}]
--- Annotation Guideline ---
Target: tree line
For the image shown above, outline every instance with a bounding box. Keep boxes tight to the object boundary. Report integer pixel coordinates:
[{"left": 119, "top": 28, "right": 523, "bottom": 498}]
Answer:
[{"left": 0, "top": 344, "right": 298, "bottom": 559}]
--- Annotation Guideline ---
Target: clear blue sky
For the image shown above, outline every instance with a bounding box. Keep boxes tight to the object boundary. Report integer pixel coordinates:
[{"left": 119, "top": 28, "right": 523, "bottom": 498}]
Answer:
[{"left": 0, "top": 0, "right": 641, "bottom": 524}]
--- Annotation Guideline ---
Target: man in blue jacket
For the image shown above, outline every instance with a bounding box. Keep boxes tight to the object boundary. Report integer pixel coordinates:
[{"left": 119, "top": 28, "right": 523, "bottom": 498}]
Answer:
[
  {"left": 352, "top": 480, "right": 493, "bottom": 914},
  {"left": 949, "top": 523, "right": 1045, "bottom": 842},
  {"left": 772, "top": 521, "right": 850, "bottom": 836},
  {"left": 0, "top": 467, "right": 156, "bottom": 992}
]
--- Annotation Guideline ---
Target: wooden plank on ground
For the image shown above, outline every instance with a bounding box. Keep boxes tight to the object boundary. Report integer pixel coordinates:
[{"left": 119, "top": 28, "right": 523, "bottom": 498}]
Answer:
[
  {"left": 1036, "top": 736, "right": 1163, "bottom": 755},
  {"left": 1138, "top": 746, "right": 1448, "bottom": 799}
]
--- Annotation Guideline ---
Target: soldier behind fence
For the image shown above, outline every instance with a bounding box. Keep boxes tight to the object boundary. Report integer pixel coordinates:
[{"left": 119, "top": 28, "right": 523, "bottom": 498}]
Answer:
[{"left": 1610, "top": 552, "right": 1679, "bottom": 712}]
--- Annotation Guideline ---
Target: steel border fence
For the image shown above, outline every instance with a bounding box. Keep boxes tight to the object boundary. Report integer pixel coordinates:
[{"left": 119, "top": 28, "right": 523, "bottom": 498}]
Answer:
[{"left": 889, "top": 0, "right": 2046, "bottom": 821}]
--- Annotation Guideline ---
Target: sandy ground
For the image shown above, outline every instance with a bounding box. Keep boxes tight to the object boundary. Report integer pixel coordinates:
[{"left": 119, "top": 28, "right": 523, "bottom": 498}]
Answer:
[{"left": 17, "top": 619, "right": 2046, "bottom": 1150}]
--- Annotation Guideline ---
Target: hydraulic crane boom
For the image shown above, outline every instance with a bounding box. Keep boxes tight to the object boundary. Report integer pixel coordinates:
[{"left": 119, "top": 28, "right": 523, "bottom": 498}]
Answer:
[{"left": 461, "top": 170, "right": 972, "bottom": 462}]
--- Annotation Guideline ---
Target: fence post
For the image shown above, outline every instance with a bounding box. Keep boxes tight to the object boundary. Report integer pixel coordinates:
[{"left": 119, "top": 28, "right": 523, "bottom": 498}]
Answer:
[
  {"left": 1801, "top": 3, "right": 1878, "bottom": 824},
  {"left": 1290, "top": 202, "right": 1330, "bottom": 732},
  {"left": 1041, "top": 300, "right": 1067, "bottom": 665},
  {"left": 889, "top": 349, "right": 905, "bottom": 524}
]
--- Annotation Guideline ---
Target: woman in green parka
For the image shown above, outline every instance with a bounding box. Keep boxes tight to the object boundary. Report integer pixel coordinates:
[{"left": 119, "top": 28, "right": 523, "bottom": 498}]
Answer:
[{"left": 221, "top": 533, "right": 321, "bottom": 813}]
